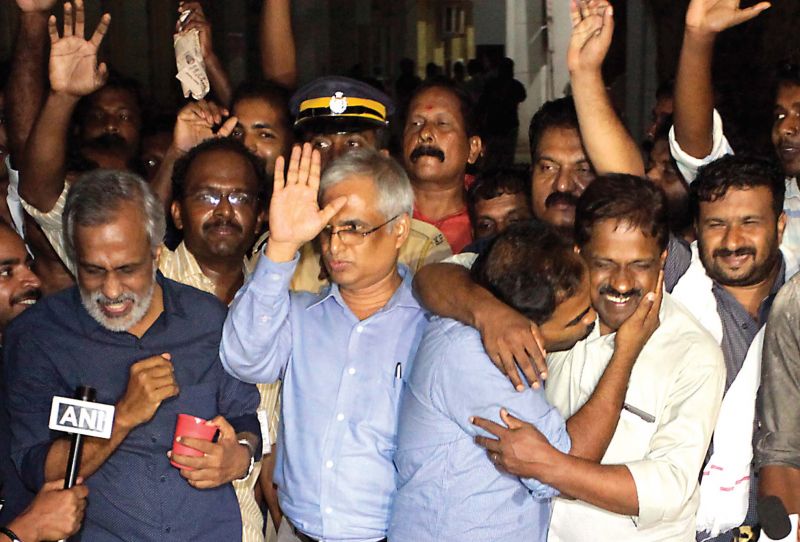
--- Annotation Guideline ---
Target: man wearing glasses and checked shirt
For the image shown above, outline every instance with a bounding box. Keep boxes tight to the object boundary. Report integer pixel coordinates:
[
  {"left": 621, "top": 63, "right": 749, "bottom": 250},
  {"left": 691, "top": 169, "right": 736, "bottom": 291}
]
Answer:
[{"left": 220, "top": 144, "right": 427, "bottom": 542}]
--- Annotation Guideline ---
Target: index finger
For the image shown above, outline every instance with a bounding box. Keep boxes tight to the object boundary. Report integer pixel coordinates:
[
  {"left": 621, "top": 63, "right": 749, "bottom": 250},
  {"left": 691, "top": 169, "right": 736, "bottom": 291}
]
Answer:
[
  {"left": 132, "top": 354, "right": 172, "bottom": 372},
  {"left": 89, "top": 13, "right": 110, "bottom": 48},
  {"left": 470, "top": 415, "right": 508, "bottom": 437},
  {"left": 177, "top": 436, "right": 216, "bottom": 454},
  {"left": 648, "top": 270, "right": 664, "bottom": 319}
]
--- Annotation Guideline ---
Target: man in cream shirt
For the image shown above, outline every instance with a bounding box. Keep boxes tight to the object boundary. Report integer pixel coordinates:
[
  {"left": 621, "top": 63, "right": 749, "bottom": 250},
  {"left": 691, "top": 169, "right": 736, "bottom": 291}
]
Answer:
[{"left": 474, "top": 175, "right": 725, "bottom": 541}]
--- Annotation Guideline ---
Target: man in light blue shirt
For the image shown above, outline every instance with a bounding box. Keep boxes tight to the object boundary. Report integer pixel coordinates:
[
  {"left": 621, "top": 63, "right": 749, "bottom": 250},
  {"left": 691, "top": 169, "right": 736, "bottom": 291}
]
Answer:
[
  {"left": 390, "top": 220, "right": 663, "bottom": 542},
  {"left": 220, "top": 145, "right": 426, "bottom": 542}
]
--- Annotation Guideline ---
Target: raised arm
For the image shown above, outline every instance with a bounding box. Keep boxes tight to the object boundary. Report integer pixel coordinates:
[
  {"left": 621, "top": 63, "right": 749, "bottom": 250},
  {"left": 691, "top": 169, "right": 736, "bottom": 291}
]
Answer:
[
  {"left": 259, "top": 0, "right": 296, "bottom": 88},
  {"left": 148, "top": 99, "right": 237, "bottom": 212},
  {"left": 673, "top": 0, "right": 770, "bottom": 158},
  {"left": 5, "top": 0, "right": 57, "bottom": 168},
  {"left": 568, "top": 0, "right": 643, "bottom": 176},
  {"left": 220, "top": 144, "right": 346, "bottom": 383},
  {"left": 177, "top": 1, "right": 233, "bottom": 107},
  {"left": 414, "top": 261, "right": 548, "bottom": 391},
  {"left": 19, "top": 0, "right": 110, "bottom": 212}
]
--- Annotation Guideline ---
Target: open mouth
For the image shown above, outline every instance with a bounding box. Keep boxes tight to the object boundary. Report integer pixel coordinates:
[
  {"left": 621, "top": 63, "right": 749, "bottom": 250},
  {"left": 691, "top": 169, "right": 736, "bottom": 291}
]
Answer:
[
  {"left": 100, "top": 299, "right": 133, "bottom": 317},
  {"left": 604, "top": 293, "right": 635, "bottom": 305}
]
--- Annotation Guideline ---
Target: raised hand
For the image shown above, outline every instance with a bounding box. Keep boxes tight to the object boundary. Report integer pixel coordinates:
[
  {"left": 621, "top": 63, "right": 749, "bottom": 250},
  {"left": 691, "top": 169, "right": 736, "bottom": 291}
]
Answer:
[
  {"left": 477, "top": 301, "right": 548, "bottom": 391},
  {"left": 266, "top": 143, "right": 348, "bottom": 262},
  {"left": 685, "top": 0, "right": 770, "bottom": 35},
  {"left": 173, "top": 100, "right": 237, "bottom": 153},
  {"left": 567, "top": 0, "right": 613, "bottom": 75},
  {"left": 15, "top": 0, "right": 58, "bottom": 12},
  {"left": 177, "top": 1, "right": 214, "bottom": 60},
  {"left": 48, "top": 0, "right": 110, "bottom": 97}
]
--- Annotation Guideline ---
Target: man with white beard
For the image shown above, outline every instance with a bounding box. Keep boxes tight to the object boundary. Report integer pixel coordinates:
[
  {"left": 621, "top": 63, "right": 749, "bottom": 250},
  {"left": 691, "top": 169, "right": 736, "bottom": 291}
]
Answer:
[{"left": 3, "top": 169, "right": 262, "bottom": 541}]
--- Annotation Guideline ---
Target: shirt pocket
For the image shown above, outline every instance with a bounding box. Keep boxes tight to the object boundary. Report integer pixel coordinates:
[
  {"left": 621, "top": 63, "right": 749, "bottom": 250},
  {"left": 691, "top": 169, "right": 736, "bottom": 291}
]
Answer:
[
  {"left": 358, "top": 365, "right": 404, "bottom": 455},
  {"left": 612, "top": 404, "right": 659, "bottom": 460}
]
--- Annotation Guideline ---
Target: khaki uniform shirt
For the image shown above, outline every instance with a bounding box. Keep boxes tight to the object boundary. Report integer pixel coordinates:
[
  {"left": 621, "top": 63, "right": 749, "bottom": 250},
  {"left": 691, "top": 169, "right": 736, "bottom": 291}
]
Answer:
[{"left": 246, "top": 219, "right": 452, "bottom": 293}]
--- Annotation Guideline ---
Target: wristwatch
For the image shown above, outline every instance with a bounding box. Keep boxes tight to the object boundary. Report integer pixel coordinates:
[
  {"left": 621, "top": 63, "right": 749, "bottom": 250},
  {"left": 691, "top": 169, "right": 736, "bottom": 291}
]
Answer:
[
  {"left": 236, "top": 438, "right": 256, "bottom": 480},
  {"left": 0, "top": 526, "right": 21, "bottom": 542}
]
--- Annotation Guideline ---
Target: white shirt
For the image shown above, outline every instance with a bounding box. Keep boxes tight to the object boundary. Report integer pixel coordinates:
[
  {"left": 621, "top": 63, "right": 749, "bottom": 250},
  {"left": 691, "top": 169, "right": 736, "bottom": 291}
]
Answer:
[
  {"left": 546, "top": 294, "right": 725, "bottom": 541},
  {"left": 668, "top": 110, "right": 800, "bottom": 270}
]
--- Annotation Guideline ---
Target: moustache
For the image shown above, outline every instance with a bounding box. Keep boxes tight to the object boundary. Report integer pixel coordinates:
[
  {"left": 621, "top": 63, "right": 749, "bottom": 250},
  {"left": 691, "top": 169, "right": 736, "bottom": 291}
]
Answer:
[
  {"left": 544, "top": 191, "right": 579, "bottom": 209},
  {"left": 86, "top": 132, "right": 128, "bottom": 150},
  {"left": 10, "top": 288, "right": 41, "bottom": 305},
  {"left": 410, "top": 146, "right": 445, "bottom": 163},
  {"left": 598, "top": 284, "right": 642, "bottom": 302},
  {"left": 713, "top": 247, "right": 756, "bottom": 259},
  {"left": 96, "top": 292, "right": 135, "bottom": 306},
  {"left": 204, "top": 220, "right": 243, "bottom": 234}
]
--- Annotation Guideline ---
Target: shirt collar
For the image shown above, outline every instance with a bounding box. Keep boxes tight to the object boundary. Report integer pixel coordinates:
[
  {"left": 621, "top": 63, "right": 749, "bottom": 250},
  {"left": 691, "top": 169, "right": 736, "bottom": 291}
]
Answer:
[
  {"left": 307, "top": 264, "right": 420, "bottom": 313},
  {"left": 173, "top": 241, "right": 208, "bottom": 282}
]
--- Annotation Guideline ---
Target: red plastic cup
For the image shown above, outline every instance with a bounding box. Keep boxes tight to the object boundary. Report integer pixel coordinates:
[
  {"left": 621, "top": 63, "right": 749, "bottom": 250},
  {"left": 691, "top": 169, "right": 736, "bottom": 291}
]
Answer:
[{"left": 170, "top": 414, "right": 218, "bottom": 470}]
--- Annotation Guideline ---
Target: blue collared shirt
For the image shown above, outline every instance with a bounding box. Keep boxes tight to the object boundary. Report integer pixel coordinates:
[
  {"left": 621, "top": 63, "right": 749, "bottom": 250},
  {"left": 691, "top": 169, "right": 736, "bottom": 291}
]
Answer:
[
  {"left": 3, "top": 273, "right": 261, "bottom": 542},
  {"left": 221, "top": 254, "right": 428, "bottom": 542},
  {"left": 389, "top": 317, "right": 571, "bottom": 542}
]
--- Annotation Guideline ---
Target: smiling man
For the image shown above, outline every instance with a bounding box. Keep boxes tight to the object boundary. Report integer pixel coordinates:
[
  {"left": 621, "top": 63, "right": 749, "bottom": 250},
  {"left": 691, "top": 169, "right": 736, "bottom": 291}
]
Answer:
[
  {"left": 0, "top": 222, "right": 41, "bottom": 333},
  {"left": 390, "top": 220, "right": 663, "bottom": 542},
  {"left": 4, "top": 170, "right": 261, "bottom": 541},
  {"left": 474, "top": 174, "right": 724, "bottom": 541},
  {"left": 221, "top": 146, "right": 428, "bottom": 542}
]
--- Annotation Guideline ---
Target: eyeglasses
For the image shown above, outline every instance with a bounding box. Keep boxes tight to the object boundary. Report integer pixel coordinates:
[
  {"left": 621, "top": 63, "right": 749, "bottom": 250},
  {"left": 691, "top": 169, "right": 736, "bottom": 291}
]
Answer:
[
  {"left": 319, "top": 215, "right": 400, "bottom": 246},
  {"left": 189, "top": 190, "right": 257, "bottom": 207}
]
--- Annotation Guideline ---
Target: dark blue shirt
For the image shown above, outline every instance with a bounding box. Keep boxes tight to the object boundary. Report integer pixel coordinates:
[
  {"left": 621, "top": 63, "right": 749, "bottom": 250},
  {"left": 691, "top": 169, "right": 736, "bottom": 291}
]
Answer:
[{"left": 3, "top": 273, "right": 260, "bottom": 542}]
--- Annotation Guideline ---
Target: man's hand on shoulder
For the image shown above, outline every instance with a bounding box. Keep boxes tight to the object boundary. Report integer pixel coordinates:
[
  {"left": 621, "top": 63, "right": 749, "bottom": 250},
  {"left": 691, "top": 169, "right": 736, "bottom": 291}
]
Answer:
[
  {"left": 475, "top": 299, "right": 548, "bottom": 392},
  {"left": 169, "top": 416, "right": 254, "bottom": 489},
  {"left": 471, "top": 408, "right": 563, "bottom": 480},
  {"left": 115, "top": 353, "right": 179, "bottom": 429}
]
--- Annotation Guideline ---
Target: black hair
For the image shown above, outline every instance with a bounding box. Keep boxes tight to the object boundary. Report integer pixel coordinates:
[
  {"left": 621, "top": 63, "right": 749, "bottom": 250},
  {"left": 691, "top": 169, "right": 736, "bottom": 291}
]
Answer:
[
  {"left": 777, "top": 60, "right": 800, "bottom": 90},
  {"left": 574, "top": 174, "right": 669, "bottom": 252},
  {"left": 410, "top": 76, "right": 479, "bottom": 137},
  {"left": 528, "top": 97, "right": 580, "bottom": 162},
  {"left": 472, "top": 220, "right": 585, "bottom": 325},
  {"left": 467, "top": 166, "right": 531, "bottom": 226},
  {"left": 171, "top": 138, "right": 268, "bottom": 202},
  {"left": 231, "top": 80, "right": 292, "bottom": 130},
  {"left": 690, "top": 154, "right": 785, "bottom": 220}
]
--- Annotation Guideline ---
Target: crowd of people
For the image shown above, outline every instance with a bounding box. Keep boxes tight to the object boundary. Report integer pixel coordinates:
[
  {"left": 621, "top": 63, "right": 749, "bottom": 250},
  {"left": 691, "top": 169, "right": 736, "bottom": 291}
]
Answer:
[{"left": 0, "top": 0, "right": 799, "bottom": 541}]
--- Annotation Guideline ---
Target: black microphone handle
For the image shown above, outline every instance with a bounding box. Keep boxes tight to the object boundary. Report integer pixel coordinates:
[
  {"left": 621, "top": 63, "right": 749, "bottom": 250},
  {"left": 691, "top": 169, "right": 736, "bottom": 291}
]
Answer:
[{"left": 64, "top": 386, "right": 97, "bottom": 490}]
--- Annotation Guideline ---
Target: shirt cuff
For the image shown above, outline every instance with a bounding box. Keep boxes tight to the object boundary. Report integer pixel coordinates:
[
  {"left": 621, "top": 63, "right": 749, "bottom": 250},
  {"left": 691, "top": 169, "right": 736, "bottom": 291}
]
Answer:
[
  {"left": 626, "top": 460, "right": 673, "bottom": 528},
  {"left": 228, "top": 413, "right": 263, "bottom": 459},
  {"left": 668, "top": 109, "right": 734, "bottom": 184}
]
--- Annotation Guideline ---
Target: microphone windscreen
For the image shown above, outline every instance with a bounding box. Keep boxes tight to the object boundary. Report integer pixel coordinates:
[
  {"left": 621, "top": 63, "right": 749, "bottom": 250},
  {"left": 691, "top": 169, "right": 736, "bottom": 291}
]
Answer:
[{"left": 758, "top": 495, "right": 792, "bottom": 540}]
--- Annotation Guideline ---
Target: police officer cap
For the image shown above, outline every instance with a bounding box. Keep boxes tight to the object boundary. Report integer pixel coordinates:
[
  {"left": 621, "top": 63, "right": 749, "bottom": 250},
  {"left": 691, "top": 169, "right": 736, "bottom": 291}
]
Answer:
[{"left": 290, "top": 76, "right": 395, "bottom": 134}]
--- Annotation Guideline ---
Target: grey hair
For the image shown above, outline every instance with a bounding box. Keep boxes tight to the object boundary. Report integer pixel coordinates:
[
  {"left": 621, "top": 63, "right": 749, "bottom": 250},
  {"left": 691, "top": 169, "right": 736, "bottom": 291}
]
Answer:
[
  {"left": 63, "top": 169, "right": 166, "bottom": 266},
  {"left": 319, "top": 149, "right": 414, "bottom": 224}
]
